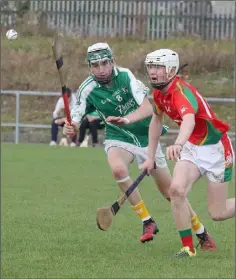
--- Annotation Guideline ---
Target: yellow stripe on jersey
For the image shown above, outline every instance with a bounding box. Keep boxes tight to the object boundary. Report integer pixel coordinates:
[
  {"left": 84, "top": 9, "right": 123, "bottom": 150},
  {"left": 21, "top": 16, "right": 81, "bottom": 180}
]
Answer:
[
  {"left": 176, "top": 82, "right": 198, "bottom": 113},
  {"left": 176, "top": 82, "right": 190, "bottom": 102},
  {"left": 153, "top": 104, "right": 162, "bottom": 115},
  {"left": 199, "top": 122, "right": 209, "bottom": 145}
]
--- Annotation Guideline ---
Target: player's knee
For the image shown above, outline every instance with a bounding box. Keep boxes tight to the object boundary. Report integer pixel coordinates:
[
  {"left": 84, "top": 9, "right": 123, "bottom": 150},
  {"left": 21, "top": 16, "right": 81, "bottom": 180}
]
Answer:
[
  {"left": 112, "top": 164, "right": 128, "bottom": 180},
  {"left": 169, "top": 183, "right": 185, "bottom": 199}
]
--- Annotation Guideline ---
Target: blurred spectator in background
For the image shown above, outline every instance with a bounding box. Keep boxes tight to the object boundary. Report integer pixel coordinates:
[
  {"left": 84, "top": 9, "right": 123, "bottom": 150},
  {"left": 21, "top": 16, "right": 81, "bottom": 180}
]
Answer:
[
  {"left": 49, "top": 88, "right": 77, "bottom": 147},
  {"left": 77, "top": 111, "right": 104, "bottom": 147}
]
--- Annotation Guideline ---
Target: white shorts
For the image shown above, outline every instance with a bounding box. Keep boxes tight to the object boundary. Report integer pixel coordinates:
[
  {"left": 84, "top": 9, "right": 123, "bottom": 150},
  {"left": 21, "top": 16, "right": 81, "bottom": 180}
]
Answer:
[
  {"left": 180, "top": 134, "right": 234, "bottom": 183},
  {"left": 104, "top": 140, "right": 167, "bottom": 169}
]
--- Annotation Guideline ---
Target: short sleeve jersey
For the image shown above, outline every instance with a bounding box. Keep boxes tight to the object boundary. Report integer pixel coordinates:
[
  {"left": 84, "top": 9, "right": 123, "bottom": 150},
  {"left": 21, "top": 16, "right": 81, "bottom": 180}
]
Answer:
[{"left": 153, "top": 76, "right": 229, "bottom": 145}]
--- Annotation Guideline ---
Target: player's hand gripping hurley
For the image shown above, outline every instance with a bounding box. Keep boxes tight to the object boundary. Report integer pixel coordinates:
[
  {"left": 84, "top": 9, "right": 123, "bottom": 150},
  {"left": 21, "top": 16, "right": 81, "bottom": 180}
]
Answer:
[
  {"left": 96, "top": 169, "right": 148, "bottom": 231},
  {"left": 52, "top": 33, "right": 71, "bottom": 124}
]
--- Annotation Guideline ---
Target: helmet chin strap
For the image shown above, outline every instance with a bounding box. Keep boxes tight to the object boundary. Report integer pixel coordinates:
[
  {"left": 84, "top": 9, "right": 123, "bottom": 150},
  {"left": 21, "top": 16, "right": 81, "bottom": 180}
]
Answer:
[
  {"left": 152, "top": 63, "right": 188, "bottom": 89},
  {"left": 151, "top": 77, "right": 174, "bottom": 90},
  {"left": 148, "top": 63, "right": 188, "bottom": 90}
]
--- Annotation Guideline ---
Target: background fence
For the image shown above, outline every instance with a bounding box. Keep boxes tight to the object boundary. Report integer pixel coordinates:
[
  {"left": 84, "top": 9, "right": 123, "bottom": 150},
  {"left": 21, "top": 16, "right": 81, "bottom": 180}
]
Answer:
[
  {"left": 1, "top": 90, "right": 235, "bottom": 144},
  {"left": 1, "top": 0, "right": 235, "bottom": 40}
]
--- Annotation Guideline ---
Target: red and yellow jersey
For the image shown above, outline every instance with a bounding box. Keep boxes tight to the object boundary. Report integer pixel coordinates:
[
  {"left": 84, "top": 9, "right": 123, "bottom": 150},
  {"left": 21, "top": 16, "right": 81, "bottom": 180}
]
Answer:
[{"left": 153, "top": 76, "right": 229, "bottom": 145}]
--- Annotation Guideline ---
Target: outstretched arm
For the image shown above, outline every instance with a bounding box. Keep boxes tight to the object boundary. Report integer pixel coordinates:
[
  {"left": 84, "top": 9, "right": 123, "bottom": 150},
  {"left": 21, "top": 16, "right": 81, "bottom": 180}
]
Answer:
[
  {"left": 106, "top": 73, "right": 152, "bottom": 125},
  {"left": 124, "top": 97, "right": 153, "bottom": 124},
  {"left": 106, "top": 97, "right": 153, "bottom": 125}
]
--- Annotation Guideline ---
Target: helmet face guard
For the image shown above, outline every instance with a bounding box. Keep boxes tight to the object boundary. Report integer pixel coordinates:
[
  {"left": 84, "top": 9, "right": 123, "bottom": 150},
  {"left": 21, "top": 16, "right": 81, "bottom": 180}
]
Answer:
[
  {"left": 90, "top": 58, "right": 114, "bottom": 84},
  {"left": 145, "top": 49, "right": 180, "bottom": 89},
  {"left": 145, "top": 64, "right": 176, "bottom": 89}
]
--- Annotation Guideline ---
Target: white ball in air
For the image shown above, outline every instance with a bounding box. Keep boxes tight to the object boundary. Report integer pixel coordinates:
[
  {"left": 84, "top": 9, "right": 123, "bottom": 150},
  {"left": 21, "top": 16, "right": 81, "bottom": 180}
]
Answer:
[{"left": 6, "top": 29, "right": 18, "bottom": 40}]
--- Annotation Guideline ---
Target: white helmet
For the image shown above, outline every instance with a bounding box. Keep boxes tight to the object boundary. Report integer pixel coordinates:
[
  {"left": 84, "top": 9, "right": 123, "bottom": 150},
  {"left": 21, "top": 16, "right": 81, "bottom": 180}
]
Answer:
[{"left": 145, "top": 49, "right": 179, "bottom": 88}]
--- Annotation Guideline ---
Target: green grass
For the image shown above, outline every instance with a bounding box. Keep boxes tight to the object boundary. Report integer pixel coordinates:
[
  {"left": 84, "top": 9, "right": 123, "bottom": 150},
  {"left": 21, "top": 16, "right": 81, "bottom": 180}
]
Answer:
[{"left": 2, "top": 144, "right": 235, "bottom": 278}]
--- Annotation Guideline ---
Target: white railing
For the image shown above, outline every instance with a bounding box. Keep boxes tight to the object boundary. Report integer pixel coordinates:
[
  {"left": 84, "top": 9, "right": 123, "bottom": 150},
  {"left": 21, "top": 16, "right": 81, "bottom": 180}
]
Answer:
[
  {"left": 1, "top": 90, "right": 61, "bottom": 144},
  {"left": 1, "top": 90, "right": 235, "bottom": 144}
]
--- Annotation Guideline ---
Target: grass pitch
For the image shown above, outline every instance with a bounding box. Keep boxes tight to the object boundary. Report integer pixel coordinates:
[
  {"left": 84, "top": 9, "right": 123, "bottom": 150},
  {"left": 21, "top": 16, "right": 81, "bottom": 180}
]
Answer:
[{"left": 2, "top": 144, "right": 235, "bottom": 278}]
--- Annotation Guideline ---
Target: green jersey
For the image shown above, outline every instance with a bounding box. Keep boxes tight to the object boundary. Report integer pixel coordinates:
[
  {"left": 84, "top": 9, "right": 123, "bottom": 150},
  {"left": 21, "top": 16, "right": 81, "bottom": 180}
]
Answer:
[
  {"left": 87, "top": 110, "right": 100, "bottom": 118},
  {"left": 71, "top": 66, "right": 167, "bottom": 147}
]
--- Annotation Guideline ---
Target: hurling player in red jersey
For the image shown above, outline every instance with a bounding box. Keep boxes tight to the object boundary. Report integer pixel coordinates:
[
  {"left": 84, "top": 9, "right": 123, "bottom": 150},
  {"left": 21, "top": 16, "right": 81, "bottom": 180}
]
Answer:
[{"left": 141, "top": 48, "right": 235, "bottom": 258}]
